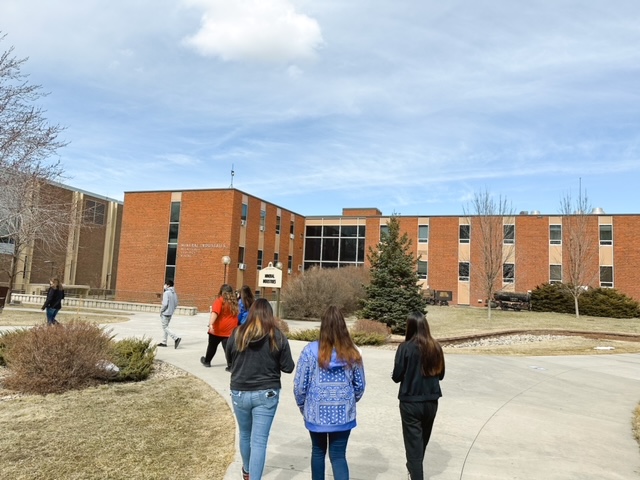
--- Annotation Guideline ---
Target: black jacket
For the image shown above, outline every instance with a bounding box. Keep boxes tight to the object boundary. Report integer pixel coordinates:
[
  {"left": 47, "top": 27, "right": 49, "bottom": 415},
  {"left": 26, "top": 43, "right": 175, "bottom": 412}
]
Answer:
[
  {"left": 226, "top": 329, "right": 294, "bottom": 391},
  {"left": 43, "top": 287, "right": 65, "bottom": 310},
  {"left": 392, "top": 340, "right": 444, "bottom": 402}
]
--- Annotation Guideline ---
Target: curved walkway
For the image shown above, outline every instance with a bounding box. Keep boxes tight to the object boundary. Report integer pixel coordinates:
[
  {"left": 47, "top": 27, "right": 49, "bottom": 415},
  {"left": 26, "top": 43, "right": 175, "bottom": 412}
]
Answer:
[{"left": 108, "top": 312, "right": 640, "bottom": 479}]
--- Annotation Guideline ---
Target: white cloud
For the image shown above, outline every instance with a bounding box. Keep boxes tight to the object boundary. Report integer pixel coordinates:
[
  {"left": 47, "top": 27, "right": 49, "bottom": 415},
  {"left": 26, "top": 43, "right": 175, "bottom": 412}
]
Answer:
[{"left": 182, "top": 0, "right": 323, "bottom": 63}]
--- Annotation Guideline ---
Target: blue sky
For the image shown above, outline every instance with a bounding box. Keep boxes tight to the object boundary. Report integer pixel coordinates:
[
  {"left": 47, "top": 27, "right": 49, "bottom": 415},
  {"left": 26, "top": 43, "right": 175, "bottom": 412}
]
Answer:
[{"left": 2, "top": 0, "right": 639, "bottom": 216}]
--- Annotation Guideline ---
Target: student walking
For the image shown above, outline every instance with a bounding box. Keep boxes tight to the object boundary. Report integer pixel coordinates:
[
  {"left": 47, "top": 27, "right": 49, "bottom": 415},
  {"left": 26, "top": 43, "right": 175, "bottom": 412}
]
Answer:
[
  {"left": 158, "top": 280, "right": 181, "bottom": 348},
  {"left": 237, "top": 285, "right": 255, "bottom": 326},
  {"left": 41, "top": 278, "right": 65, "bottom": 325},
  {"left": 225, "top": 298, "right": 294, "bottom": 480},
  {"left": 293, "top": 306, "right": 366, "bottom": 480},
  {"left": 200, "top": 284, "right": 239, "bottom": 367},
  {"left": 392, "top": 312, "right": 445, "bottom": 480}
]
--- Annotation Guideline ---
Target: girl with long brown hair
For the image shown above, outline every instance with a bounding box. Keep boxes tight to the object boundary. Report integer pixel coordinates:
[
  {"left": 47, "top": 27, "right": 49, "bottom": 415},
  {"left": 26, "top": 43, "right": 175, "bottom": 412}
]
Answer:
[
  {"left": 392, "top": 311, "right": 445, "bottom": 480},
  {"left": 293, "top": 306, "right": 366, "bottom": 480},
  {"left": 200, "top": 284, "right": 239, "bottom": 368},
  {"left": 41, "top": 277, "right": 65, "bottom": 325},
  {"left": 225, "top": 298, "right": 294, "bottom": 480}
]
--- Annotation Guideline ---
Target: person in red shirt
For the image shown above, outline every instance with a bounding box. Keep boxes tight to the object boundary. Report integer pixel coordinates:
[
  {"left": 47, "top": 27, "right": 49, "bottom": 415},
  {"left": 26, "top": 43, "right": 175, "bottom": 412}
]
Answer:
[{"left": 201, "top": 284, "right": 239, "bottom": 368}]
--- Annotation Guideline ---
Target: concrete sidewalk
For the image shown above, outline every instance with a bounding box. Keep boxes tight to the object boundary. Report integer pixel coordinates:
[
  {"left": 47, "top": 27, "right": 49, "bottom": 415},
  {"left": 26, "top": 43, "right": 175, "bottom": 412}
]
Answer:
[{"left": 107, "top": 312, "right": 640, "bottom": 479}]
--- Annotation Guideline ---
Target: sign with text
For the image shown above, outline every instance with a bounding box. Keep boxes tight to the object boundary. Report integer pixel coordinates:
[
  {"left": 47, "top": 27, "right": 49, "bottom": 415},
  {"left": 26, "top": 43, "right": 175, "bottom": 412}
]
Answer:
[{"left": 258, "top": 263, "right": 282, "bottom": 288}]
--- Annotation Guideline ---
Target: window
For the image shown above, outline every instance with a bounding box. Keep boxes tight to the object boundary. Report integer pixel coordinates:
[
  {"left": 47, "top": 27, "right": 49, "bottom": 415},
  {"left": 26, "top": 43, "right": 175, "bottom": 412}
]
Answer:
[
  {"left": 503, "top": 224, "right": 515, "bottom": 245},
  {"left": 323, "top": 225, "right": 340, "bottom": 237},
  {"left": 550, "top": 264, "right": 562, "bottom": 284},
  {"left": 290, "top": 220, "right": 295, "bottom": 236},
  {"left": 418, "top": 225, "right": 429, "bottom": 243},
  {"left": 380, "top": 225, "right": 389, "bottom": 240},
  {"left": 600, "top": 266, "right": 613, "bottom": 288},
  {"left": 165, "top": 201, "right": 180, "bottom": 283},
  {"left": 503, "top": 263, "right": 515, "bottom": 283},
  {"left": 459, "top": 262, "right": 470, "bottom": 281},
  {"left": 459, "top": 225, "right": 470, "bottom": 244},
  {"left": 288, "top": 255, "right": 293, "bottom": 271},
  {"left": 238, "top": 246, "right": 245, "bottom": 264},
  {"left": 274, "top": 252, "right": 279, "bottom": 265},
  {"left": 241, "top": 203, "right": 248, "bottom": 222},
  {"left": 417, "top": 260, "right": 428, "bottom": 280},
  {"left": 303, "top": 223, "right": 366, "bottom": 268},
  {"left": 257, "top": 250, "right": 263, "bottom": 270},
  {"left": 84, "top": 200, "right": 106, "bottom": 225},
  {"left": 260, "top": 210, "right": 266, "bottom": 230},
  {"left": 276, "top": 215, "right": 281, "bottom": 235},
  {"left": 550, "top": 224, "right": 562, "bottom": 245},
  {"left": 599, "top": 225, "right": 613, "bottom": 246},
  {"left": 306, "top": 225, "right": 322, "bottom": 236}
]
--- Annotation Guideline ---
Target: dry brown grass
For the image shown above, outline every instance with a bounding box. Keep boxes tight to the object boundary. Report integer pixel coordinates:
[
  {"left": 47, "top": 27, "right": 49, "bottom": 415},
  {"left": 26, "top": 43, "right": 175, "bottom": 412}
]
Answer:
[
  {"left": 0, "top": 369, "right": 235, "bottom": 480},
  {"left": 634, "top": 405, "right": 640, "bottom": 446},
  {"left": 0, "top": 307, "right": 129, "bottom": 326},
  {"left": 426, "top": 305, "right": 640, "bottom": 338}
]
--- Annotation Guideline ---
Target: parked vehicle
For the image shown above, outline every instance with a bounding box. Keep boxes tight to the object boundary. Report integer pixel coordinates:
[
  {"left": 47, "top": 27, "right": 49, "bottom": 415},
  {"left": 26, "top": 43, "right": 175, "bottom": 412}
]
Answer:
[
  {"left": 425, "top": 289, "right": 453, "bottom": 306},
  {"left": 493, "top": 291, "right": 531, "bottom": 311}
]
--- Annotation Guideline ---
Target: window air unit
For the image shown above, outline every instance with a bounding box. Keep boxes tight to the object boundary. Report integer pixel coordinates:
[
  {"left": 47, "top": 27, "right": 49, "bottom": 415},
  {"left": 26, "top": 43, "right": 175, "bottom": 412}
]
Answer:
[
  {"left": 290, "top": 233, "right": 295, "bottom": 239},
  {"left": 240, "top": 219, "right": 246, "bottom": 226},
  {"left": 259, "top": 225, "right": 265, "bottom": 231},
  {"left": 238, "top": 263, "right": 246, "bottom": 270},
  {"left": 287, "top": 269, "right": 292, "bottom": 274}
]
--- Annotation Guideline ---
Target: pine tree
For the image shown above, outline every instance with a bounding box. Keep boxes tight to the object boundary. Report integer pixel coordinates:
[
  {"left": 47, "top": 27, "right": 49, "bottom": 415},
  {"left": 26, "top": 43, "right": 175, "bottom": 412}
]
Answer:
[{"left": 361, "top": 215, "right": 427, "bottom": 334}]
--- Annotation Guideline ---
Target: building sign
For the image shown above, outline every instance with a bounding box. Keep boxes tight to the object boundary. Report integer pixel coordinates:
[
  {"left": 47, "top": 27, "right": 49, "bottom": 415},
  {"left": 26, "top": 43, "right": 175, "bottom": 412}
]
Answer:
[{"left": 258, "top": 262, "right": 282, "bottom": 288}]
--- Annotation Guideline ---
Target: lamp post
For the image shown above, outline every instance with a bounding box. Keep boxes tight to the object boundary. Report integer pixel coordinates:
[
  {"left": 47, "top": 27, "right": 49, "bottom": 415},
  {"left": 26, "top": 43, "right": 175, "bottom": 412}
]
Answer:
[{"left": 222, "top": 255, "right": 231, "bottom": 284}]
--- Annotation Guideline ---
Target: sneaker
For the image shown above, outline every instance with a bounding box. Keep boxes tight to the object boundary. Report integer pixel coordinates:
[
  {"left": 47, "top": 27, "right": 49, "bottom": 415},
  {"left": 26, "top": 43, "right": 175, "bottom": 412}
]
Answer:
[
  {"left": 241, "top": 467, "right": 249, "bottom": 480},
  {"left": 174, "top": 338, "right": 182, "bottom": 349},
  {"left": 157, "top": 343, "right": 167, "bottom": 347},
  {"left": 200, "top": 356, "right": 211, "bottom": 367}
]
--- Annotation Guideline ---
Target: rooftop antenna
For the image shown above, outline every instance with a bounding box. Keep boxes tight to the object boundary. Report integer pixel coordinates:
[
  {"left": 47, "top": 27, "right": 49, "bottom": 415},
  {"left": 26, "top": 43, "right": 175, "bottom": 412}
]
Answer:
[{"left": 230, "top": 164, "right": 235, "bottom": 188}]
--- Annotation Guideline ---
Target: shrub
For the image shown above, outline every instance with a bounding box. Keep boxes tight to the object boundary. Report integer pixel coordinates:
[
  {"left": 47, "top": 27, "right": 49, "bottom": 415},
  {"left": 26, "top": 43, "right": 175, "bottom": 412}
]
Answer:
[
  {"left": 276, "top": 318, "right": 290, "bottom": 334},
  {"left": 3, "top": 322, "right": 115, "bottom": 394},
  {"left": 282, "top": 266, "right": 369, "bottom": 319},
  {"left": 350, "top": 331, "right": 388, "bottom": 346},
  {"left": 287, "top": 328, "right": 320, "bottom": 342},
  {"left": 0, "top": 328, "right": 29, "bottom": 366},
  {"left": 350, "top": 318, "right": 390, "bottom": 346},
  {"left": 110, "top": 337, "right": 156, "bottom": 382},
  {"left": 531, "top": 283, "right": 640, "bottom": 318}
]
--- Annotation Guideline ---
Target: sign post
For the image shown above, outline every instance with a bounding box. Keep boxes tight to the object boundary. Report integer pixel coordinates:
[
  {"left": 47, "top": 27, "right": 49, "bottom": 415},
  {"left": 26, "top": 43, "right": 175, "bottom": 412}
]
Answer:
[{"left": 258, "top": 262, "right": 283, "bottom": 317}]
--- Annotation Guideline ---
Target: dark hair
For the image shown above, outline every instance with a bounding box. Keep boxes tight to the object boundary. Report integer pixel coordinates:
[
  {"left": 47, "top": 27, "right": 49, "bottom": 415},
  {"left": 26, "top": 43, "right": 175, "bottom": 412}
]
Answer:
[
  {"left": 405, "top": 311, "right": 444, "bottom": 377},
  {"left": 235, "top": 298, "right": 280, "bottom": 352},
  {"left": 239, "top": 285, "right": 255, "bottom": 311},
  {"left": 217, "top": 284, "right": 239, "bottom": 316},
  {"left": 318, "top": 306, "right": 361, "bottom": 369},
  {"left": 165, "top": 280, "right": 174, "bottom": 287},
  {"left": 50, "top": 278, "right": 61, "bottom": 290}
]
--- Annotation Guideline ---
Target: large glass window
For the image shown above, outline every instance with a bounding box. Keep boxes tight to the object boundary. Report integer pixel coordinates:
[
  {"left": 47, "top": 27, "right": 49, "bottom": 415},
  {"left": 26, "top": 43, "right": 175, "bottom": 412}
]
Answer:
[
  {"left": 418, "top": 260, "right": 428, "bottom": 280},
  {"left": 323, "top": 225, "right": 340, "bottom": 237},
  {"left": 322, "top": 238, "right": 339, "bottom": 261},
  {"left": 550, "top": 224, "right": 562, "bottom": 245},
  {"left": 599, "top": 225, "right": 613, "bottom": 246},
  {"left": 305, "top": 238, "right": 321, "bottom": 261},
  {"left": 503, "top": 263, "right": 515, "bottom": 283},
  {"left": 306, "top": 225, "right": 322, "bottom": 236},
  {"left": 550, "top": 264, "right": 562, "bottom": 284},
  {"left": 340, "top": 238, "right": 358, "bottom": 261},
  {"left": 600, "top": 266, "right": 613, "bottom": 287},
  {"left": 304, "top": 223, "right": 367, "bottom": 269},
  {"left": 503, "top": 224, "right": 515, "bottom": 244},
  {"left": 418, "top": 225, "right": 429, "bottom": 243},
  {"left": 84, "top": 200, "right": 106, "bottom": 225},
  {"left": 459, "top": 262, "right": 470, "bottom": 281},
  {"left": 459, "top": 225, "right": 470, "bottom": 244}
]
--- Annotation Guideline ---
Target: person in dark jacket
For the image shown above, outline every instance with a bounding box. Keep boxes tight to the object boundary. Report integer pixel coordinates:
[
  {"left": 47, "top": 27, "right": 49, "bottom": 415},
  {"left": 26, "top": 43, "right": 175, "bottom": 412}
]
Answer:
[
  {"left": 392, "top": 312, "right": 445, "bottom": 480},
  {"left": 41, "top": 278, "right": 65, "bottom": 325},
  {"left": 225, "top": 298, "right": 294, "bottom": 480}
]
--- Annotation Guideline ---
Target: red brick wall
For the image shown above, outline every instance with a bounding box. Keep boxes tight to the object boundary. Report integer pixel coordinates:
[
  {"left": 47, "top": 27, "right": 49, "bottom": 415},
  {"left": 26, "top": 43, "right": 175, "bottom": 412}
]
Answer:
[
  {"left": 428, "top": 217, "right": 460, "bottom": 303},
  {"left": 515, "top": 215, "right": 549, "bottom": 291},
  {"left": 613, "top": 216, "right": 640, "bottom": 300}
]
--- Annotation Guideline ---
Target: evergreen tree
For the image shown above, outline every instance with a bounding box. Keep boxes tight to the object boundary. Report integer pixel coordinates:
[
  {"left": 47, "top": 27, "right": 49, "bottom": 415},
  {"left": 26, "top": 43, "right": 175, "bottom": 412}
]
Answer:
[{"left": 361, "top": 215, "right": 427, "bottom": 334}]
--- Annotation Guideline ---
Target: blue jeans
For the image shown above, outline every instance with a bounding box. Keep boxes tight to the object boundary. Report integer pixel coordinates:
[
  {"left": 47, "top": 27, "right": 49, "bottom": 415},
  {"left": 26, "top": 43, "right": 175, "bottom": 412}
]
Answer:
[
  {"left": 231, "top": 389, "right": 280, "bottom": 480},
  {"left": 309, "top": 429, "right": 351, "bottom": 480},
  {"left": 45, "top": 308, "right": 60, "bottom": 325}
]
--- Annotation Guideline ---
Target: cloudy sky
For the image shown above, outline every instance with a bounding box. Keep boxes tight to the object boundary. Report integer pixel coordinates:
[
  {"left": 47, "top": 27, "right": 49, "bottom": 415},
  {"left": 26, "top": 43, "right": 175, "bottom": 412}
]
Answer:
[{"left": 2, "top": 0, "right": 639, "bottom": 216}]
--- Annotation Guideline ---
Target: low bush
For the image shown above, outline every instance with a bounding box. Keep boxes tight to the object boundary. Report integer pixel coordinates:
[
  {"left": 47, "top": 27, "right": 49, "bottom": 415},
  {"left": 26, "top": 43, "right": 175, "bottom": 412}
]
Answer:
[
  {"left": 531, "top": 283, "right": 640, "bottom": 318},
  {"left": 350, "top": 318, "right": 390, "bottom": 346},
  {"left": 0, "top": 328, "right": 29, "bottom": 366},
  {"left": 287, "top": 328, "right": 320, "bottom": 342},
  {"left": 3, "top": 322, "right": 116, "bottom": 394},
  {"left": 350, "top": 331, "right": 388, "bottom": 346},
  {"left": 282, "top": 266, "right": 369, "bottom": 319},
  {"left": 110, "top": 337, "right": 156, "bottom": 382}
]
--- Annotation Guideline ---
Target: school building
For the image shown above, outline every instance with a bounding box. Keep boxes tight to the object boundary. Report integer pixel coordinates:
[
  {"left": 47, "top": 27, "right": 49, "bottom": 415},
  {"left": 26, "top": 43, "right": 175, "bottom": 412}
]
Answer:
[{"left": 115, "top": 187, "right": 640, "bottom": 312}]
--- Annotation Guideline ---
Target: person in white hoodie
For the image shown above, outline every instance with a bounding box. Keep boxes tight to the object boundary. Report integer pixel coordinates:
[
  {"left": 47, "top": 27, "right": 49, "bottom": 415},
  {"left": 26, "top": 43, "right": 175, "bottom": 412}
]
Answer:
[
  {"left": 158, "top": 280, "right": 181, "bottom": 348},
  {"left": 293, "top": 306, "right": 366, "bottom": 480}
]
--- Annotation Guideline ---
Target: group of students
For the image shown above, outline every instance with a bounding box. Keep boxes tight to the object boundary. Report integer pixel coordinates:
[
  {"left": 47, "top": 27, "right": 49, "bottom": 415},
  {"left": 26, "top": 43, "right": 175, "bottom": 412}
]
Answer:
[{"left": 204, "top": 283, "right": 445, "bottom": 480}]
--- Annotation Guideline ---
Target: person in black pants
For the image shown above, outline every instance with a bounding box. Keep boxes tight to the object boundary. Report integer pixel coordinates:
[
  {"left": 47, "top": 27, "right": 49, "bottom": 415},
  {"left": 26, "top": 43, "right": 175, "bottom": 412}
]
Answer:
[{"left": 392, "top": 312, "right": 445, "bottom": 480}]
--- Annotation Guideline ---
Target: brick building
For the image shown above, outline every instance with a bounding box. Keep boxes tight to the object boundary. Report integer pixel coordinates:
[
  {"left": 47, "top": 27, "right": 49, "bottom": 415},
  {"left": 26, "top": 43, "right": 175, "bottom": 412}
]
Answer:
[
  {"left": 0, "top": 181, "right": 123, "bottom": 295},
  {"left": 115, "top": 189, "right": 305, "bottom": 310},
  {"left": 116, "top": 188, "right": 640, "bottom": 311}
]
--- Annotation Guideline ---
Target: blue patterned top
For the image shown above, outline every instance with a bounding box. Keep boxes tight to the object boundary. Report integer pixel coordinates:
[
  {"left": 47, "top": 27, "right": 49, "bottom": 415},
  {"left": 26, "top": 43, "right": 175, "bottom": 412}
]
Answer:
[{"left": 293, "top": 341, "right": 366, "bottom": 432}]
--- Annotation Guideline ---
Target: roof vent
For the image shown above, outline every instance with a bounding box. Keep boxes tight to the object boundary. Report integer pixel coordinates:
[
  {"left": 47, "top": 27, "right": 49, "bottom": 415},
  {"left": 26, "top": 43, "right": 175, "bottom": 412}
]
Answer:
[
  {"left": 530, "top": 210, "right": 540, "bottom": 215},
  {"left": 519, "top": 211, "right": 529, "bottom": 215},
  {"left": 591, "top": 207, "right": 605, "bottom": 214}
]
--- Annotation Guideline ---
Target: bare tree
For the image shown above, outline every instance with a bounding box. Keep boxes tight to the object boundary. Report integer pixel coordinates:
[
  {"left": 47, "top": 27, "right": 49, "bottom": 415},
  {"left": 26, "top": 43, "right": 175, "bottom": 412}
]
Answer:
[
  {"left": 559, "top": 192, "right": 598, "bottom": 318},
  {"left": 464, "top": 189, "right": 515, "bottom": 319},
  {"left": 0, "top": 34, "right": 68, "bottom": 302}
]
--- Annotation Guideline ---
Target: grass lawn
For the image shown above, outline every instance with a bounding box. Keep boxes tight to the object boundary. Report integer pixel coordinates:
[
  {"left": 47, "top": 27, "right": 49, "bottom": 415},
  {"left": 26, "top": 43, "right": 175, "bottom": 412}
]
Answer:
[{"left": 0, "top": 306, "right": 129, "bottom": 326}]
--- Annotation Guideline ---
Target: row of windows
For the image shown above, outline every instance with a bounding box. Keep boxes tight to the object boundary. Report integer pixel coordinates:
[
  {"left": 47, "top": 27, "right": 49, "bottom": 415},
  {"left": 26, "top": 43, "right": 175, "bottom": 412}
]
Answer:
[
  {"left": 237, "top": 246, "right": 293, "bottom": 272},
  {"left": 241, "top": 203, "right": 295, "bottom": 236},
  {"left": 398, "top": 223, "right": 615, "bottom": 246}
]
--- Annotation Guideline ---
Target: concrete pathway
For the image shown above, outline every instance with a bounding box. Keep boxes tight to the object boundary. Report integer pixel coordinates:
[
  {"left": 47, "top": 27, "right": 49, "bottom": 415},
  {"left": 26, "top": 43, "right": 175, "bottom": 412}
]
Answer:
[{"left": 7, "top": 309, "right": 640, "bottom": 479}]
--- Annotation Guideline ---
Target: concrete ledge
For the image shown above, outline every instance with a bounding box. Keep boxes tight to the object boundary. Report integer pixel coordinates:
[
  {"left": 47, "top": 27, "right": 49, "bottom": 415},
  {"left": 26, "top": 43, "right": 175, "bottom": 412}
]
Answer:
[{"left": 11, "top": 294, "right": 198, "bottom": 316}]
